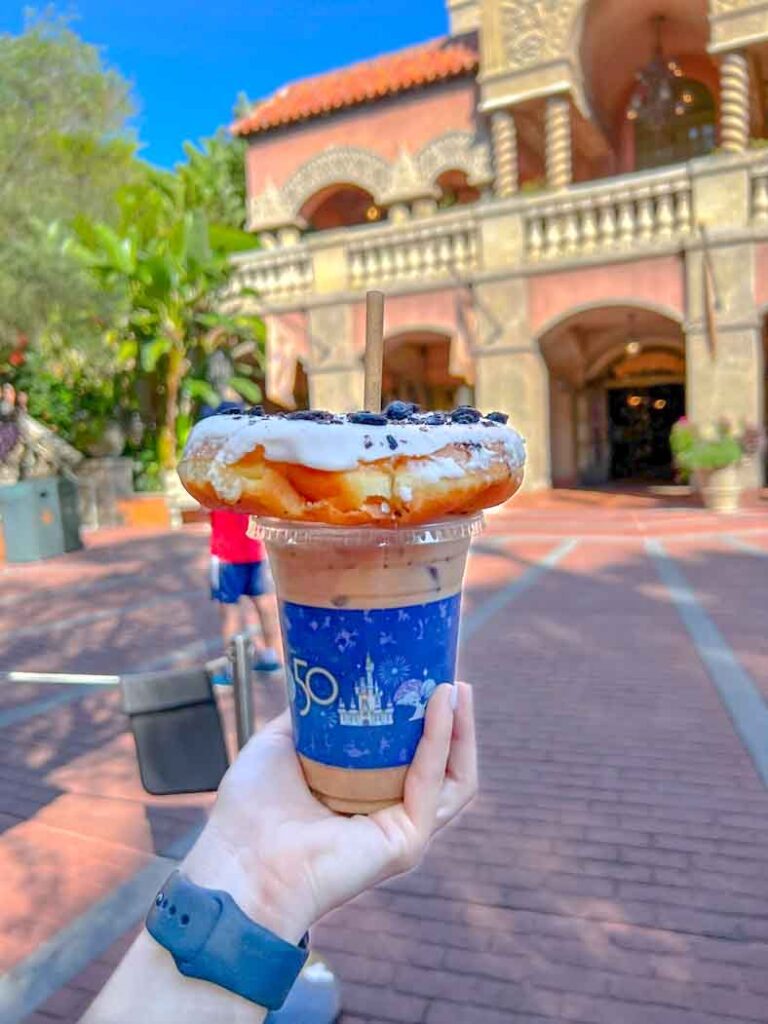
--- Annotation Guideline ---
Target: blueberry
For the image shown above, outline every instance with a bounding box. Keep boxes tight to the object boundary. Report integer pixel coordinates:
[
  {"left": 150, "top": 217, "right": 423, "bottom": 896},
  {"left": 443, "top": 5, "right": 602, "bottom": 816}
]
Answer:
[
  {"left": 450, "top": 406, "right": 482, "bottom": 424},
  {"left": 363, "top": 435, "right": 374, "bottom": 449},
  {"left": 423, "top": 412, "right": 448, "bottom": 425},
  {"left": 286, "top": 410, "right": 334, "bottom": 422},
  {"left": 486, "top": 411, "right": 509, "bottom": 425},
  {"left": 219, "top": 408, "right": 243, "bottom": 417},
  {"left": 348, "top": 411, "right": 388, "bottom": 425},
  {"left": 246, "top": 405, "right": 265, "bottom": 417},
  {"left": 385, "top": 401, "right": 419, "bottom": 421},
  {"left": 386, "top": 434, "right": 399, "bottom": 451}
]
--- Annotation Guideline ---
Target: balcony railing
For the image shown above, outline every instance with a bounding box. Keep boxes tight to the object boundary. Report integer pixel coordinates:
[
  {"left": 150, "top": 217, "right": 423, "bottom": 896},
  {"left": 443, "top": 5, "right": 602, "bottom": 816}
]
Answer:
[
  {"left": 232, "top": 244, "right": 314, "bottom": 301},
  {"left": 347, "top": 211, "right": 480, "bottom": 289},
  {"left": 522, "top": 166, "right": 694, "bottom": 263},
  {"left": 231, "top": 153, "right": 767, "bottom": 305}
]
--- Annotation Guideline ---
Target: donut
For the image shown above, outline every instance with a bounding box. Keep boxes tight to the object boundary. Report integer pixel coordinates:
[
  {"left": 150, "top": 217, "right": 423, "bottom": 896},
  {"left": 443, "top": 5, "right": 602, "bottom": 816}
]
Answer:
[{"left": 178, "top": 403, "right": 526, "bottom": 526}]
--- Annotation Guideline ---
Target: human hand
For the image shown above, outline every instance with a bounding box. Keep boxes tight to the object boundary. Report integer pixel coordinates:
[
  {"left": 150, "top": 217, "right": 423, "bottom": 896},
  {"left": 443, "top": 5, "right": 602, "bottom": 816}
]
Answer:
[{"left": 182, "top": 682, "right": 477, "bottom": 944}]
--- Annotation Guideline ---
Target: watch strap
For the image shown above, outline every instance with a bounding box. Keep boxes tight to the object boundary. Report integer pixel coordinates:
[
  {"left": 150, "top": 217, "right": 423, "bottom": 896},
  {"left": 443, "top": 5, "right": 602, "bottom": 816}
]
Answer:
[{"left": 146, "top": 870, "right": 309, "bottom": 1010}]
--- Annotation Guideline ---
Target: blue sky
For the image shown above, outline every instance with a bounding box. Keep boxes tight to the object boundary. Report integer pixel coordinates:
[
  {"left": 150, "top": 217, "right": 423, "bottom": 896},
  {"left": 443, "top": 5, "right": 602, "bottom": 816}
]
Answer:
[{"left": 2, "top": 1, "right": 448, "bottom": 167}]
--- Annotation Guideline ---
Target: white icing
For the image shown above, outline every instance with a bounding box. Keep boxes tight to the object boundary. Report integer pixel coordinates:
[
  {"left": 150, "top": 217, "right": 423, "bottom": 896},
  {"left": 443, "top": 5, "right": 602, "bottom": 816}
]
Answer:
[
  {"left": 184, "top": 414, "right": 526, "bottom": 474},
  {"left": 408, "top": 455, "right": 466, "bottom": 483}
]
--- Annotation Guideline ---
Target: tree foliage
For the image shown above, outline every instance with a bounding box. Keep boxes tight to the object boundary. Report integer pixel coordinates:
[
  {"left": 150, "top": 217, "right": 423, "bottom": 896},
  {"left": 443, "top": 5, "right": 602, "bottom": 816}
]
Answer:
[
  {"left": 1, "top": 11, "right": 261, "bottom": 480},
  {"left": 0, "top": 9, "right": 137, "bottom": 354},
  {"left": 178, "top": 130, "right": 247, "bottom": 230},
  {"left": 71, "top": 167, "right": 263, "bottom": 470}
]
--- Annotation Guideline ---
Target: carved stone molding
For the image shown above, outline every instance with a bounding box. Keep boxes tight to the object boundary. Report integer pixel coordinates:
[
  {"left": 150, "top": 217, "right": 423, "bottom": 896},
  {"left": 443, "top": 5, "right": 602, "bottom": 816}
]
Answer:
[
  {"left": 282, "top": 147, "right": 391, "bottom": 217},
  {"left": 499, "top": 0, "right": 579, "bottom": 71},
  {"left": 708, "top": 0, "right": 768, "bottom": 52},
  {"left": 247, "top": 178, "right": 295, "bottom": 232},
  {"left": 381, "top": 148, "right": 436, "bottom": 205},
  {"left": 711, "top": 0, "right": 752, "bottom": 10},
  {"left": 417, "top": 132, "right": 493, "bottom": 188},
  {"left": 248, "top": 135, "right": 495, "bottom": 235}
]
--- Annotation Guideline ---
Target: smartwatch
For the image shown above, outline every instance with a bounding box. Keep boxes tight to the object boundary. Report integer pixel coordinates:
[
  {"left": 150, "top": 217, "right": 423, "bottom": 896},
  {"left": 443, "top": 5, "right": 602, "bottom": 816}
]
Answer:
[{"left": 146, "top": 870, "right": 309, "bottom": 1010}]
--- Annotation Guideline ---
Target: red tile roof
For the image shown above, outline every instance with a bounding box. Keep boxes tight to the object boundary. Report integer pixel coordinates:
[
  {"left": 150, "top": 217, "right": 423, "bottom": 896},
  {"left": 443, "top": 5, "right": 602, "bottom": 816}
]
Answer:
[{"left": 232, "top": 35, "right": 479, "bottom": 136}]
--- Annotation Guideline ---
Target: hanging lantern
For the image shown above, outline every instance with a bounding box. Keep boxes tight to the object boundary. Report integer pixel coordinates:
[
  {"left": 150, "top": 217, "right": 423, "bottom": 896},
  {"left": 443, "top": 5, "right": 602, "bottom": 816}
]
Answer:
[{"left": 627, "top": 16, "right": 682, "bottom": 131}]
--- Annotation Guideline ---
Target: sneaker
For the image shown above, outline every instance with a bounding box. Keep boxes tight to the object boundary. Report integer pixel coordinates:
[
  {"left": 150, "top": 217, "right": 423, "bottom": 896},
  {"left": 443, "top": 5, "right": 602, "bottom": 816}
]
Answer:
[
  {"left": 254, "top": 648, "right": 282, "bottom": 673},
  {"left": 210, "top": 667, "right": 232, "bottom": 687}
]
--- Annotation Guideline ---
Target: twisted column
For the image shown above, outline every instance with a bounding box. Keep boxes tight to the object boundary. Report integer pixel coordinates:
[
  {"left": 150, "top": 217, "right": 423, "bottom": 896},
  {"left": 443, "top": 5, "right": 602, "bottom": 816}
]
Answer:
[
  {"left": 719, "top": 50, "right": 749, "bottom": 154},
  {"left": 491, "top": 109, "right": 518, "bottom": 198},
  {"left": 546, "top": 96, "right": 572, "bottom": 190}
]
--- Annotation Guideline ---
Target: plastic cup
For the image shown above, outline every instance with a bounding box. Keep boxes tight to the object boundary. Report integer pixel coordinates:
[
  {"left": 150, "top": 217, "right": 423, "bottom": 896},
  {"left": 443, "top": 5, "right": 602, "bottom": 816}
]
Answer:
[{"left": 252, "top": 515, "right": 482, "bottom": 814}]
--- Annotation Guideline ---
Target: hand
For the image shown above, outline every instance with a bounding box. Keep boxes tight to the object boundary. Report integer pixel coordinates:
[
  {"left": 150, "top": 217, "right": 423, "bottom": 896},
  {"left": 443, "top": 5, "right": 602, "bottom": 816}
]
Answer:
[{"left": 182, "top": 682, "right": 477, "bottom": 944}]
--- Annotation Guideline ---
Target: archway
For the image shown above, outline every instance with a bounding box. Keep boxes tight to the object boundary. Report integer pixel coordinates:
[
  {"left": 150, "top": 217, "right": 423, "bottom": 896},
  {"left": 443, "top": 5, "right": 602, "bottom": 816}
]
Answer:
[
  {"left": 577, "top": 0, "right": 719, "bottom": 172},
  {"left": 382, "top": 331, "right": 471, "bottom": 411},
  {"left": 300, "top": 184, "right": 383, "bottom": 231},
  {"left": 539, "top": 305, "right": 686, "bottom": 486}
]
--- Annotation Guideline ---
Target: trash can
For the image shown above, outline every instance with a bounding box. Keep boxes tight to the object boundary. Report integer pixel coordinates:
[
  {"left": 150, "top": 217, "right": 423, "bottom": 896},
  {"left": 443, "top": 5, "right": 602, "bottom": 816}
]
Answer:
[{"left": 0, "top": 477, "right": 82, "bottom": 563}]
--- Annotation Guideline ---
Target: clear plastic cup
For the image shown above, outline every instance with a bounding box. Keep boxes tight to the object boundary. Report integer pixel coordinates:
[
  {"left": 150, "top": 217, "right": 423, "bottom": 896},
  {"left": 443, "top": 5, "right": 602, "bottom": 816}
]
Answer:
[{"left": 251, "top": 515, "right": 483, "bottom": 814}]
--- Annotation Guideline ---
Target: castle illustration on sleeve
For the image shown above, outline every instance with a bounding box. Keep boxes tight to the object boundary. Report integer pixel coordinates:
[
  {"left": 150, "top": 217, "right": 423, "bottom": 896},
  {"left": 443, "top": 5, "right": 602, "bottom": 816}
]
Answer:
[{"left": 338, "top": 653, "right": 395, "bottom": 727}]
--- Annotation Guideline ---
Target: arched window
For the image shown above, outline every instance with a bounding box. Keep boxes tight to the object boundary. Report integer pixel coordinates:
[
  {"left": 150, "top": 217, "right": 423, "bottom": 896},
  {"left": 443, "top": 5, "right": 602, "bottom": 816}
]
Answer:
[
  {"left": 300, "top": 184, "right": 385, "bottom": 232},
  {"left": 629, "top": 78, "right": 716, "bottom": 171},
  {"left": 435, "top": 170, "right": 480, "bottom": 210}
]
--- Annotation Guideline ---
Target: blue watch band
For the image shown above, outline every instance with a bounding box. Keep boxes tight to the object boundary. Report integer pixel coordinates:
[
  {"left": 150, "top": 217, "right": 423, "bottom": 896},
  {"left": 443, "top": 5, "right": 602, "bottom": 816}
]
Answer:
[{"left": 146, "top": 870, "right": 309, "bottom": 1010}]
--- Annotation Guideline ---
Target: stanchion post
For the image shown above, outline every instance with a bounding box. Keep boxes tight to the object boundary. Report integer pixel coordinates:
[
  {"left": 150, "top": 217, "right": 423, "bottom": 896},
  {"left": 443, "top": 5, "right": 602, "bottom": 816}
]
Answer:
[{"left": 230, "top": 633, "right": 254, "bottom": 750}]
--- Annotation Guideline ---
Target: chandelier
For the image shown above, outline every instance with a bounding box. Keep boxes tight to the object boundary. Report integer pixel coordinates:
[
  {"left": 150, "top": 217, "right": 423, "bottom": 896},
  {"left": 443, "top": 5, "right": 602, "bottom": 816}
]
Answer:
[{"left": 626, "top": 16, "right": 688, "bottom": 130}]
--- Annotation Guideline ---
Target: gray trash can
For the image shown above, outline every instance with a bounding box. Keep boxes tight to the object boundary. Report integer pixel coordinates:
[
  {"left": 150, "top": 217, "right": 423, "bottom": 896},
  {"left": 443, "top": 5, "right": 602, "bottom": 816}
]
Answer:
[{"left": 0, "top": 477, "right": 82, "bottom": 563}]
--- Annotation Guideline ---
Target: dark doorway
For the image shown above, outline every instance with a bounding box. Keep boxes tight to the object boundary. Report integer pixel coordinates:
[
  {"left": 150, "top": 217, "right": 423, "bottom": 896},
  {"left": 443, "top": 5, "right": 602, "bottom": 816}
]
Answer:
[{"left": 608, "top": 384, "right": 685, "bottom": 481}]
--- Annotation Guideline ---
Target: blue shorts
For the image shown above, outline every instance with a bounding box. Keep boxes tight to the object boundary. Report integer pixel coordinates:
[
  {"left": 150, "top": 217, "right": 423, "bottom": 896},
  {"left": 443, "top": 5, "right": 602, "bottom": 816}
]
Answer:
[{"left": 210, "top": 558, "right": 268, "bottom": 604}]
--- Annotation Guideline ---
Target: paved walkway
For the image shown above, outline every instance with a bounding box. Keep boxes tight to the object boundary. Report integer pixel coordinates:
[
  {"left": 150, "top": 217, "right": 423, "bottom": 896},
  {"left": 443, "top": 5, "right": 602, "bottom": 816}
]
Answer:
[{"left": 1, "top": 491, "right": 767, "bottom": 1023}]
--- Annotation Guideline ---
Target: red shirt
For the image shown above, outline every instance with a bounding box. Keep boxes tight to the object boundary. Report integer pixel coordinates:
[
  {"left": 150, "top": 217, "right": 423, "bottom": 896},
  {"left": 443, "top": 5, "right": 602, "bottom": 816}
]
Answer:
[{"left": 210, "top": 510, "right": 265, "bottom": 564}]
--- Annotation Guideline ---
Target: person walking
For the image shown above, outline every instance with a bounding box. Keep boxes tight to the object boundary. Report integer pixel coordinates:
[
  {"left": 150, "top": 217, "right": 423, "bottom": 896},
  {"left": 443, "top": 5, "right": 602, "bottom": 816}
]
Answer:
[{"left": 209, "top": 505, "right": 281, "bottom": 682}]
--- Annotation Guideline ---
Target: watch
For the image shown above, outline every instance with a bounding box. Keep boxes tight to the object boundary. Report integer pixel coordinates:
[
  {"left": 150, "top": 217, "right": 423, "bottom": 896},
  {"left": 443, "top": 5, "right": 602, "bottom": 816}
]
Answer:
[{"left": 145, "top": 870, "right": 309, "bottom": 1010}]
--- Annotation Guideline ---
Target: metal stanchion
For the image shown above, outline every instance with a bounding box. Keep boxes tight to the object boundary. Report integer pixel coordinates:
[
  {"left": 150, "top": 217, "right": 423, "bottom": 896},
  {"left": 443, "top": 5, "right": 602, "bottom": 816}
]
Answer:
[
  {"left": 230, "top": 633, "right": 255, "bottom": 750},
  {"left": 3, "top": 651, "right": 341, "bottom": 1023}
]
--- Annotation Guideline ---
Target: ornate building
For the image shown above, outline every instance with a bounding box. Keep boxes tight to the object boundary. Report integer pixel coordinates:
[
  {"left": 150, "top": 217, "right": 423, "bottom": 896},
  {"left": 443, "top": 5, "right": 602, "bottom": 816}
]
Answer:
[
  {"left": 231, "top": 0, "right": 768, "bottom": 487},
  {"left": 338, "top": 655, "right": 395, "bottom": 727}
]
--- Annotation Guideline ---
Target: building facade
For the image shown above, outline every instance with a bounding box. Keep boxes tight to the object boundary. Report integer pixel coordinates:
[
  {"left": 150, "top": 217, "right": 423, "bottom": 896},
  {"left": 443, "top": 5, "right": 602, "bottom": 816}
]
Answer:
[{"left": 232, "top": 0, "right": 768, "bottom": 488}]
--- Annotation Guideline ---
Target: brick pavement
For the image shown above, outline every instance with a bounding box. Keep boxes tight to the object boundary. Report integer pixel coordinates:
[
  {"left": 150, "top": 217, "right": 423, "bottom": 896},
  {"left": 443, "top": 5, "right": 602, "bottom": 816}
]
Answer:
[{"left": 1, "top": 492, "right": 767, "bottom": 1023}]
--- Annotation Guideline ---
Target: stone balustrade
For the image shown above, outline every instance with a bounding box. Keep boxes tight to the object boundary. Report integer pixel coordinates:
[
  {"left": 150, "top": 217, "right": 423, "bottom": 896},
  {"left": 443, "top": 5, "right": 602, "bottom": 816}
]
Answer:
[
  {"left": 230, "top": 156, "right": 767, "bottom": 305},
  {"left": 346, "top": 212, "right": 480, "bottom": 289},
  {"left": 522, "top": 167, "right": 694, "bottom": 262},
  {"left": 231, "top": 244, "right": 314, "bottom": 301},
  {"left": 751, "top": 161, "right": 768, "bottom": 224}
]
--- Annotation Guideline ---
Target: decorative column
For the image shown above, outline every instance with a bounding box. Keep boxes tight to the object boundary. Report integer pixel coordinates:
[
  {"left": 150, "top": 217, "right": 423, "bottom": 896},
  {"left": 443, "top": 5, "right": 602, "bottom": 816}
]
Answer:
[
  {"left": 491, "top": 109, "right": 518, "bottom": 198},
  {"left": 545, "top": 96, "right": 572, "bottom": 190},
  {"left": 719, "top": 50, "right": 750, "bottom": 153}
]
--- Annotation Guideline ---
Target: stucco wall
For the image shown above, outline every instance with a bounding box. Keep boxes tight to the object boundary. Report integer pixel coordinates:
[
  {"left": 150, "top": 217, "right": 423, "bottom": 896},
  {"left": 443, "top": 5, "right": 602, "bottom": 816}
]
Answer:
[
  {"left": 246, "top": 81, "right": 478, "bottom": 197},
  {"left": 528, "top": 256, "right": 686, "bottom": 338}
]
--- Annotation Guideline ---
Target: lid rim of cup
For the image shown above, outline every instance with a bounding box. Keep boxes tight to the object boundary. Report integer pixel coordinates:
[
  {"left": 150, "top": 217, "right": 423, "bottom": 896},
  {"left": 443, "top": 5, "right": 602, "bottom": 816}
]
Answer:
[{"left": 248, "top": 513, "right": 484, "bottom": 548}]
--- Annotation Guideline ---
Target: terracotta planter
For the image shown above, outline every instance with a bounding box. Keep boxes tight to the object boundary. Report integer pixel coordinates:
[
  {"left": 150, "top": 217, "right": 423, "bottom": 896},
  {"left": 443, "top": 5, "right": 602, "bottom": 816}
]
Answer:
[{"left": 696, "top": 464, "right": 742, "bottom": 514}]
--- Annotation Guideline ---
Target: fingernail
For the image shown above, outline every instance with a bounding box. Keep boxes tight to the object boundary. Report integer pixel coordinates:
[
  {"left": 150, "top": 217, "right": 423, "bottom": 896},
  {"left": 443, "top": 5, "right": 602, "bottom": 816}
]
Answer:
[{"left": 449, "top": 684, "right": 458, "bottom": 711}]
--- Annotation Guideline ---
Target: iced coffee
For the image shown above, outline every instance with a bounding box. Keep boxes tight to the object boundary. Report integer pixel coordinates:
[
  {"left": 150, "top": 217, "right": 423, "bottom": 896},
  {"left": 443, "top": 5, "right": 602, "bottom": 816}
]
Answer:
[{"left": 179, "top": 401, "right": 526, "bottom": 813}]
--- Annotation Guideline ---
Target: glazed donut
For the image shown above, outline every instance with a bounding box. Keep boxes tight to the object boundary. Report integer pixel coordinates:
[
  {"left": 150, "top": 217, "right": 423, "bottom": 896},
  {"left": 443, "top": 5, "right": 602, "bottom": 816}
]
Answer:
[{"left": 179, "top": 403, "right": 526, "bottom": 526}]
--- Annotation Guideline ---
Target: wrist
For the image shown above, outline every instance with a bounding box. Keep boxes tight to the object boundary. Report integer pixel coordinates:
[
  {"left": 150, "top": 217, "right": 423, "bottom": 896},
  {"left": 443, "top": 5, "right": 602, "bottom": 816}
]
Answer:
[{"left": 181, "top": 824, "right": 311, "bottom": 946}]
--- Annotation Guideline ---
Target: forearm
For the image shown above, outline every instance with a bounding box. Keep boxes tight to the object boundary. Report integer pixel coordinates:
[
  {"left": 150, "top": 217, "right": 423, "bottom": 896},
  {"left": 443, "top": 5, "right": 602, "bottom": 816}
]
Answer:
[
  {"left": 80, "top": 929, "right": 267, "bottom": 1024},
  {"left": 80, "top": 826, "right": 307, "bottom": 1024}
]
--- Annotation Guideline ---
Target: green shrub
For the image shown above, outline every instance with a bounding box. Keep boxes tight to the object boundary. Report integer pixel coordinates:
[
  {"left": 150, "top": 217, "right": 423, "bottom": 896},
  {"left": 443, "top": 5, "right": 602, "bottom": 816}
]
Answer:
[{"left": 670, "top": 418, "right": 761, "bottom": 474}]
